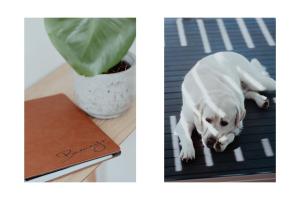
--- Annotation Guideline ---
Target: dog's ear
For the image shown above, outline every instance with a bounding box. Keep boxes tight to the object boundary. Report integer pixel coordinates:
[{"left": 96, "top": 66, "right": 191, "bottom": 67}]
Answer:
[
  {"left": 235, "top": 106, "right": 246, "bottom": 128},
  {"left": 193, "top": 102, "right": 202, "bottom": 121},
  {"left": 193, "top": 101, "right": 205, "bottom": 131}
]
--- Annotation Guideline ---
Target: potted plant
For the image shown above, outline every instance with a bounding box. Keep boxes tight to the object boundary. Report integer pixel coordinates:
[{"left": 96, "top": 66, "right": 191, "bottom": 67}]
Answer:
[{"left": 44, "top": 18, "right": 136, "bottom": 119}]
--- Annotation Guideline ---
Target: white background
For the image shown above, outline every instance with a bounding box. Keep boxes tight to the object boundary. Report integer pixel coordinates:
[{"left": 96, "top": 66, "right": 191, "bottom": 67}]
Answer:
[
  {"left": 24, "top": 18, "right": 64, "bottom": 88},
  {"left": 1, "top": 0, "right": 300, "bottom": 199}
]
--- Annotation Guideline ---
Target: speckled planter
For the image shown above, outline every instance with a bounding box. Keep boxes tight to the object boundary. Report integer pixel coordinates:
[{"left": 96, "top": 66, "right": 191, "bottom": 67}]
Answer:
[{"left": 74, "top": 52, "right": 135, "bottom": 119}]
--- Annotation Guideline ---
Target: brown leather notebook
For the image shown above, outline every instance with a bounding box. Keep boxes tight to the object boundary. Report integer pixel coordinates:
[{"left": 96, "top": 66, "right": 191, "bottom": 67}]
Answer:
[{"left": 25, "top": 94, "right": 120, "bottom": 182}]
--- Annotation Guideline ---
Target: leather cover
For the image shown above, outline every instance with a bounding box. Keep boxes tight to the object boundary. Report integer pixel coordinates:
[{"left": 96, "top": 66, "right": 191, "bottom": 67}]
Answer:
[{"left": 25, "top": 94, "right": 120, "bottom": 180}]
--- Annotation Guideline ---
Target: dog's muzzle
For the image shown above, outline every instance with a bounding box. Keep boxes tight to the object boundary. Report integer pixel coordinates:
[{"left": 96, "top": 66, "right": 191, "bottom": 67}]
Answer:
[
  {"left": 205, "top": 136, "right": 223, "bottom": 152},
  {"left": 206, "top": 137, "right": 217, "bottom": 148}
]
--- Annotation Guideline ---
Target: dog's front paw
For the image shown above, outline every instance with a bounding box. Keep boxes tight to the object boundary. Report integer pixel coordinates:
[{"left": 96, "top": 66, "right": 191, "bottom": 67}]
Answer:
[{"left": 179, "top": 141, "right": 195, "bottom": 161}]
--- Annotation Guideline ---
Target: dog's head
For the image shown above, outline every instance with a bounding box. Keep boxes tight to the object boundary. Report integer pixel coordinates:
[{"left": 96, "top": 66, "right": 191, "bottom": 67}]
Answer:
[{"left": 194, "top": 96, "right": 245, "bottom": 152}]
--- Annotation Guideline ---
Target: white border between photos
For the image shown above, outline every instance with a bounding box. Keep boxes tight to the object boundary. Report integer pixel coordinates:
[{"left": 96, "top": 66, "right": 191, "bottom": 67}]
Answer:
[{"left": 1, "top": 0, "right": 300, "bottom": 199}]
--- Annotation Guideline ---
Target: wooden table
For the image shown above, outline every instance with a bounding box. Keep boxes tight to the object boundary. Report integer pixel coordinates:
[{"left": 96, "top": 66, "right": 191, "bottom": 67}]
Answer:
[{"left": 25, "top": 63, "right": 136, "bottom": 182}]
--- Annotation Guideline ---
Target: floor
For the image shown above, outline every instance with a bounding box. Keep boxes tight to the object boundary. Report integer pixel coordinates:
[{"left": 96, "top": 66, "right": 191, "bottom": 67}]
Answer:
[{"left": 164, "top": 18, "right": 276, "bottom": 181}]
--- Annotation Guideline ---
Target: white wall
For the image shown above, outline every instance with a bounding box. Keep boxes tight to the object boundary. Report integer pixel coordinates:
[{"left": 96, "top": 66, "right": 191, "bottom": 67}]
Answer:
[{"left": 24, "top": 18, "right": 64, "bottom": 89}]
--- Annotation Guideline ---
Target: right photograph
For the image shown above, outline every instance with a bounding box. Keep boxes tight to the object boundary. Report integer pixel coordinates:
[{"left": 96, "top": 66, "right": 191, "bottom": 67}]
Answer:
[{"left": 164, "top": 18, "right": 276, "bottom": 182}]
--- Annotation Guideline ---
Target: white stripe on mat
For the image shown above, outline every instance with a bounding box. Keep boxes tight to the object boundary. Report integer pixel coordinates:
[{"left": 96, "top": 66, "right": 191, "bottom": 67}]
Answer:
[
  {"left": 236, "top": 18, "right": 255, "bottom": 48},
  {"left": 170, "top": 115, "right": 182, "bottom": 171},
  {"left": 256, "top": 18, "right": 275, "bottom": 46},
  {"left": 216, "top": 19, "right": 233, "bottom": 50},
  {"left": 261, "top": 138, "right": 274, "bottom": 157},
  {"left": 196, "top": 19, "right": 212, "bottom": 53},
  {"left": 176, "top": 18, "right": 187, "bottom": 46},
  {"left": 203, "top": 146, "right": 214, "bottom": 166},
  {"left": 234, "top": 147, "right": 245, "bottom": 162}
]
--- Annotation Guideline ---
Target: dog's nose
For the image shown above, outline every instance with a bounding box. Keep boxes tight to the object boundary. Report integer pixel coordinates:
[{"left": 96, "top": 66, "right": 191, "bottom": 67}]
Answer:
[
  {"left": 214, "top": 142, "right": 222, "bottom": 152},
  {"left": 206, "top": 137, "right": 217, "bottom": 148}
]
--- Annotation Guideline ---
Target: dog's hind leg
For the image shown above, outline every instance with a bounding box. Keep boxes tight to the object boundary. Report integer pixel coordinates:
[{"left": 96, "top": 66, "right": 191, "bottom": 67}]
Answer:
[
  {"left": 245, "top": 91, "right": 270, "bottom": 109},
  {"left": 238, "top": 58, "right": 276, "bottom": 92},
  {"left": 250, "top": 58, "right": 276, "bottom": 91},
  {"left": 239, "top": 69, "right": 276, "bottom": 92},
  {"left": 253, "top": 76, "right": 275, "bottom": 91}
]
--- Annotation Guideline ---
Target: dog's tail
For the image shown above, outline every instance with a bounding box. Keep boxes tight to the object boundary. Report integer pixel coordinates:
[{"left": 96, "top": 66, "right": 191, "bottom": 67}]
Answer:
[{"left": 250, "top": 58, "right": 270, "bottom": 77}]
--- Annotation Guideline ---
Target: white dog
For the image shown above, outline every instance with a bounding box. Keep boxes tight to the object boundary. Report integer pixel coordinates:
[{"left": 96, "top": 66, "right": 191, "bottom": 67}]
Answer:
[{"left": 175, "top": 51, "right": 276, "bottom": 160}]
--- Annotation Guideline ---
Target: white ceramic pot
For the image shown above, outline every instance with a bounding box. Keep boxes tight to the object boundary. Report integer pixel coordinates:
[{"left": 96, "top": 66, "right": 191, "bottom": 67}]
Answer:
[{"left": 74, "top": 52, "right": 135, "bottom": 119}]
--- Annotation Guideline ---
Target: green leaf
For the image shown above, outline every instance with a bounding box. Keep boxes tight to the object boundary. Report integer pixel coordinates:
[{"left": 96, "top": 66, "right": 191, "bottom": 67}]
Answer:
[{"left": 44, "top": 18, "right": 136, "bottom": 76}]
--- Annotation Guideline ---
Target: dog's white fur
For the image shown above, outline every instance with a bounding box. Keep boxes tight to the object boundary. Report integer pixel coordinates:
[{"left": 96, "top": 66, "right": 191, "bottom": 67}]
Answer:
[{"left": 175, "top": 52, "right": 276, "bottom": 160}]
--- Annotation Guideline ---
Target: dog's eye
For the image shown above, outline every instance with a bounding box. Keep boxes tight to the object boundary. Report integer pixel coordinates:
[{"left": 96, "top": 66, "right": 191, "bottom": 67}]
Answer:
[
  {"left": 206, "top": 118, "right": 212, "bottom": 123},
  {"left": 220, "top": 120, "right": 228, "bottom": 126}
]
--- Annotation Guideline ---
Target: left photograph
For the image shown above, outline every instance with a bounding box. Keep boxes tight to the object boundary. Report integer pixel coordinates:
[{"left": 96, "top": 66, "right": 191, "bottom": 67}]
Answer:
[{"left": 24, "top": 18, "right": 136, "bottom": 182}]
